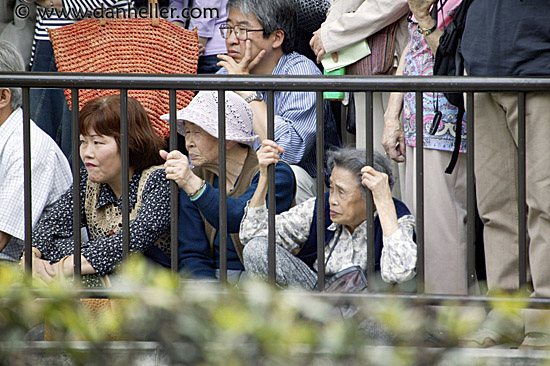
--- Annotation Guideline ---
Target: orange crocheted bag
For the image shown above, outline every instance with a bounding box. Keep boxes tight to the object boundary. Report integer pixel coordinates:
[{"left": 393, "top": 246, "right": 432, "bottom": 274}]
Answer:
[{"left": 49, "top": 17, "right": 198, "bottom": 138}]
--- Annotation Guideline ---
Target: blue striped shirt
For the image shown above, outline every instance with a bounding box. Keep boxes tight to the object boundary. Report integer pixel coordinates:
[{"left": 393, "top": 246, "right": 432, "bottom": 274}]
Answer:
[{"left": 219, "top": 52, "right": 341, "bottom": 179}]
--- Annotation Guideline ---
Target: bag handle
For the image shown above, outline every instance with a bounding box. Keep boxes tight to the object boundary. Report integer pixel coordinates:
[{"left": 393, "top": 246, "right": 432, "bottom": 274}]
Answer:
[{"left": 99, "top": 0, "right": 160, "bottom": 27}]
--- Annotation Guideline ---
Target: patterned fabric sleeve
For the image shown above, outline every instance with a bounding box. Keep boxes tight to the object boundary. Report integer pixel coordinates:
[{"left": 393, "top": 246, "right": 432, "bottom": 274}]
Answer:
[
  {"left": 31, "top": 168, "right": 88, "bottom": 263},
  {"left": 380, "top": 214, "right": 417, "bottom": 283},
  {"left": 239, "top": 197, "right": 317, "bottom": 253}
]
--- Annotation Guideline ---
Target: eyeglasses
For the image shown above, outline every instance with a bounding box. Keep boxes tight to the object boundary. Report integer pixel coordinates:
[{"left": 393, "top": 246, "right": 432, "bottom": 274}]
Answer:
[{"left": 219, "top": 24, "right": 264, "bottom": 41}]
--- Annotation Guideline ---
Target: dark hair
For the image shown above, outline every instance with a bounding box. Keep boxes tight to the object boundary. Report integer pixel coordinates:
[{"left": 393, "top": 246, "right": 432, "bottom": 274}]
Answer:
[
  {"left": 227, "top": 0, "right": 297, "bottom": 53},
  {"left": 79, "top": 94, "right": 166, "bottom": 171},
  {"left": 326, "top": 148, "right": 395, "bottom": 196}
]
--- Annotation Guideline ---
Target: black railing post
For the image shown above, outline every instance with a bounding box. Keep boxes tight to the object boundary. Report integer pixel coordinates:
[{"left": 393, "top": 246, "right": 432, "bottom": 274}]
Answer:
[
  {"left": 22, "top": 87, "right": 32, "bottom": 272},
  {"left": 365, "top": 91, "right": 375, "bottom": 292},
  {"left": 120, "top": 89, "right": 130, "bottom": 259},
  {"left": 518, "top": 92, "right": 527, "bottom": 288},
  {"left": 415, "top": 91, "right": 425, "bottom": 294},
  {"left": 267, "top": 90, "right": 277, "bottom": 285},
  {"left": 71, "top": 88, "right": 82, "bottom": 280},
  {"left": 315, "top": 91, "right": 325, "bottom": 291},
  {"left": 218, "top": 89, "right": 227, "bottom": 284},
  {"left": 169, "top": 89, "right": 179, "bottom": 272},
  {"left": 466, "top": 92, "right": 476, "bottom": 293}
]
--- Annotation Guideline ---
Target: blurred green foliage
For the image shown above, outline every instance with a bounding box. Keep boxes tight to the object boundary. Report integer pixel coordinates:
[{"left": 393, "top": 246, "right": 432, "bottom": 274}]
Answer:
[{"left": 0, "top": 258, "right": 537, "bottom": 365}]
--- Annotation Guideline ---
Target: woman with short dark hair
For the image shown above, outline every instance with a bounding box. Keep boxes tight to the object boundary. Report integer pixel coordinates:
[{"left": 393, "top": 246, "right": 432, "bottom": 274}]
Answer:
[{"left": 24, "top": 94, "right": 172, "bottom": 285}]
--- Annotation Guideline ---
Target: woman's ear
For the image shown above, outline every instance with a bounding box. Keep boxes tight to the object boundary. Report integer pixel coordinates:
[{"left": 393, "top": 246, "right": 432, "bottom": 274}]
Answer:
[
  {"left": 271, "top": 29, "right": 285, "bottom": 50},
  {"left": 0, "top": 88, "right": 12, "bottom": 110}
]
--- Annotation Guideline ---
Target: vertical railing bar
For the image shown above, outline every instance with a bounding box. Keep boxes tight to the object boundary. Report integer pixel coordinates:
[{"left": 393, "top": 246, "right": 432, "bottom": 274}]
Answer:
[
  {"left": 120, "top": 89, "right": 130, "bottom": 259},
  {"left": 218, "top": 89, "right": 228, "bottom": 284},
  {"left": 267, "top": 90, "right": 276, "bottom": 285},
  {"left": 315, "top": 91, "right": 325, "bottom": 291},
  {"left": 71, "top": 89, "right": 82, "bottom": 280},
  {"left": 415, "top": 91, "right": 425, "bottom": 294},
  {"left": 365, "top": 91, "right": 376, "bottom": 292},
  {"left": 518, "top": 92, "right": 527, "bottom": 288},
  {"left": 169, "top": 89, "right": 179, "bottom": 271},
  {"left": 22, "top": 87, "right": 32, "bottom": 272},
  {"left": 466, "top": 92, "right": 476, "bottom": 293}
]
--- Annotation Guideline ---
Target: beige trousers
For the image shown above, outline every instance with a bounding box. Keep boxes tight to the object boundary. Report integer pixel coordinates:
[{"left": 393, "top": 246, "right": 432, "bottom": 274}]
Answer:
[
  {"left": 474, "top": 92, "right": 550, "bottom": 333},
  {"left": 405, "top": 146, "right": 469, "bottom": 295}
]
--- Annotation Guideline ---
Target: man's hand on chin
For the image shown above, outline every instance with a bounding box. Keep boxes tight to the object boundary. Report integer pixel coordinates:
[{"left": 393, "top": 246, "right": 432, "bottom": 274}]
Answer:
[{"left": 217, "top": 40, "right": 266, "bottom": 75}]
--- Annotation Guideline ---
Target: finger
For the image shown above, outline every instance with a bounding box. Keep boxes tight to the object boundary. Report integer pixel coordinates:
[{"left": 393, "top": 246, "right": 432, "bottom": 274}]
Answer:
[
  {"left": 309, "top": 35, "right": 316, "bottom": 49},
  {"left": 361, "top": 166, "right": 374, "bottom": 174},
  {"left": 247, "top": 49, "right": 266, "bottom": 72},
  {"left": 166, "top": 150, "right": 185, "bottom": 160},
  {"left": 217, "top": 54, "right": 235, "bottom": 63},
  {"left": 316, "top": 50, "right": 325, "bottom": 64},
  {"left": 159, "top": 149, "right": 168, "bottom": 160},
  {"left": 36, "top": 266, "right": 53, "bottom": 282},
  {"left": 241, "top": 40, "right": 254, "bottom": 66},
  {"left": 331, "top": 52, "right": 338, "bottom": 63},
  {"left": 398, "top": 136, "right": 407, "bottom": 157},
  {"left": 388, "top": 148, "right": 402, "bottom": 162},
  {"left": 45, "top": 262, "right": 56, "bottom": 276},
  {"left": 261, "top": 139, "right": 285, "bottom": 153},
  {"left": 216, "top": 55, "right": 237, "bottom": 70}
]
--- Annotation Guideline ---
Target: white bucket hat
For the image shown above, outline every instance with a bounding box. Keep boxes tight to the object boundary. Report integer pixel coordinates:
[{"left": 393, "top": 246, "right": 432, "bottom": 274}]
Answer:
[{"left": 161, "top": 91, "right": 259, "bottom": 146}]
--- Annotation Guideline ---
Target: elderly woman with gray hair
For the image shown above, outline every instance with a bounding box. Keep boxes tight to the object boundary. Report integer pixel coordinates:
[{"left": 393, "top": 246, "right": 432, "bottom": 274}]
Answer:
[{"left": 240, "top": 145, "right": 416, "bottom": 290}]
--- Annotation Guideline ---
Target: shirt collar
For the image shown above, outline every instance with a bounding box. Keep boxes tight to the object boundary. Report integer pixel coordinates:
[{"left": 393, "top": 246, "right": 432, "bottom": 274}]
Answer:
[
  {"left": 271, "top": 52, "right": 290, "bottom": 75},
  {"left": 328, "top": 220, "right": 369, "bottom": 235},
  {"left": 96, "top": 170, "right": 142, "bottom": 209}
]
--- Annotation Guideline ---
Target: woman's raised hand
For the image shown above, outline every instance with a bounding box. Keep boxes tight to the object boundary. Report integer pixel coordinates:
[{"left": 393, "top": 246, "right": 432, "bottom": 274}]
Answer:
[
  {"left": 257, "top": 140, "right": 285, "bottom": 174},
  {"left": 160, "top": 150, "right": 192, "bottom": 188},
  {"left": 361, "top": 166, "right": 392, "bottom": 201}
]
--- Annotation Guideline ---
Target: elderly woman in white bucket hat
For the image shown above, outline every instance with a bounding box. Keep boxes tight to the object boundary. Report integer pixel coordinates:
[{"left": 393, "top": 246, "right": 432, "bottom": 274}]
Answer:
[{"left": 160, "top": 91, "right": 296, "bottom": 283}]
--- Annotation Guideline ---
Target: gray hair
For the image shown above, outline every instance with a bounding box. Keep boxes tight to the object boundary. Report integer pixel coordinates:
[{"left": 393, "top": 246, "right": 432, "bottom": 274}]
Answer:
[
  {"left": 0, "top": 41, "right": 25, "bottom": 110},
  {"left": 227, "top": 0, "right": 297, "bottom": 53},
  {"left": 326, "top": 147, "right": 395, "bottom": 196}
]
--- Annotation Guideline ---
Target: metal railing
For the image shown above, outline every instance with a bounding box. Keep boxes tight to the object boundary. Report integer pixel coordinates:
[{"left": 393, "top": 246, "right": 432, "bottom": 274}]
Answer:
[{"left": 3, "top": 72, "right": 550, "bottom": 307}]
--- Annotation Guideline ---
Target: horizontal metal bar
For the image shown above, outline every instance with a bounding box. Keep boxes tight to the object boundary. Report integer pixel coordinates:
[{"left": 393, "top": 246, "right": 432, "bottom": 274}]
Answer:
[
  {"left": 2, "top": 73, "right": 550, "bottom": 92},
  {"left": 15, "top": 288, "right": 550, "bottom": 309}
]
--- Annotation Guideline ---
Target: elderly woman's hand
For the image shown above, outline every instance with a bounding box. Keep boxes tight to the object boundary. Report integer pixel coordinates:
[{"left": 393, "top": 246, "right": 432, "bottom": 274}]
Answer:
[
  {"left": 408, "top": 0, "right": 437, "bottom": 19},
  {"left": 408, "top": 0, "right": 438, "bottom": 36},
  {"left": 257, "top": 140, "right": 285, "bottom": 175},
  {"left": 382, "top": 116, "right": 406, "bottom": 163},
  {"left": 160, "top": 149, "right": 203, "bottom": 195},
  {"left": 361, "top": 166, "right": 393, "bottom": 203},
  {"left": 361, "top": 166, "right": 399, "bottom": 236}
]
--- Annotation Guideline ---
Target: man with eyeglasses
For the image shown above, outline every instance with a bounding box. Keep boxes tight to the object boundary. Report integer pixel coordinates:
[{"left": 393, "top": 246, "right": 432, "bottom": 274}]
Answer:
[{"left": 216, "top": 0, "right": 341, "bottom": 204}]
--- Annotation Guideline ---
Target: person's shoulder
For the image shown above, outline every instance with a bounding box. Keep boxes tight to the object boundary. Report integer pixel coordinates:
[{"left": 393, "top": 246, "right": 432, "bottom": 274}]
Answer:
[
  {"left": 392, "top": 198, "right": 412, "bottom": 218},
  {"left": 143, "top": 166, "right": 170, "bottom": 188},
  {"left": 29, "top": 120, "right": 65, "bottom": 156},
  {"left": 279, "top": 52, "right": 322, "bottom": 76}
]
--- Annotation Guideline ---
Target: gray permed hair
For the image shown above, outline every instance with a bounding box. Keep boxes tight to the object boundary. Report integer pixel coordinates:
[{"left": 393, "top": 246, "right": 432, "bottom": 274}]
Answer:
[
  {"left": 227, "top": 0, "right": 297, "bottom": 54},
  {"left": 0, "top": 41, "right": 25, "bottom": 111},
  {"left": 326, "top": 147, "right": 395, "bottom": 196}
]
